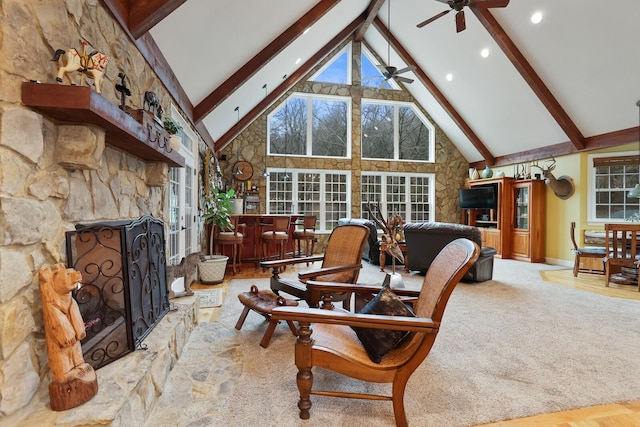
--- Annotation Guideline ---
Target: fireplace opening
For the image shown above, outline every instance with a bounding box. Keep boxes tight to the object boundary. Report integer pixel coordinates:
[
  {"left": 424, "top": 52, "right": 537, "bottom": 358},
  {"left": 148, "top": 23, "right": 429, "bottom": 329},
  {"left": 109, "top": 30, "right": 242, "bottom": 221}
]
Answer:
[{"left": 65, "top": 215, "right": 170, "bottom": 369}]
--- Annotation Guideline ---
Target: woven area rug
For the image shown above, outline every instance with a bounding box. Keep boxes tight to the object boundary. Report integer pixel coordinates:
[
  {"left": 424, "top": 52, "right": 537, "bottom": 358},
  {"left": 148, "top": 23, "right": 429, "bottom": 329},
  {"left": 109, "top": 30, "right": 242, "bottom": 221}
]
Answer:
[{"left": 148, "top": 259, "right": 640, "bottom": 427}]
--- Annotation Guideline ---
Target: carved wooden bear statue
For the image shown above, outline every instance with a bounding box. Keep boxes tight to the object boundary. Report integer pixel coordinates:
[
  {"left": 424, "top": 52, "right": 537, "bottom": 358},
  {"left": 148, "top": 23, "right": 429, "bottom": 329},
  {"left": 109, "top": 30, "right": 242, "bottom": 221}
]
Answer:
[{"left": 38, "top": 263, "right": 98, "bottom": 411}]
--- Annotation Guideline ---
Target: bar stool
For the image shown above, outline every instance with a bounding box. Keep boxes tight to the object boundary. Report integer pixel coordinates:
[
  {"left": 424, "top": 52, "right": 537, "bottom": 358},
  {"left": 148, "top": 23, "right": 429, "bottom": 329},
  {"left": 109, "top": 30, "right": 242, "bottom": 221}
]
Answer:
[
  {"left": 261, "top": 216, "right": 290, "bottom": 262},
  {"left": 293, "top": 215, "right": 317, "bottom": 257},
  {"left": 213, "top": 216, "right": 245, "bottom": 274}
]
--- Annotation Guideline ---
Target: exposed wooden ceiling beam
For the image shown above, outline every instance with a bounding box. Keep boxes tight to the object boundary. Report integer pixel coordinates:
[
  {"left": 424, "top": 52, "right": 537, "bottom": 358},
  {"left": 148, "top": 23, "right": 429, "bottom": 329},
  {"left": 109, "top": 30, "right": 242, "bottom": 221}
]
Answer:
[
  {"left": 470, "top": 126, "right": 639, "bottom": 168},
  {"left": 102, "top": 0, "right": 215, "bottom": 150},
  {"left": 472, "top": 7, "right": 586, "bottom": 151},
  {"left": 354, "top": 0, "right": 385, "bottom": 42},
  {"left": 372, "top": 16, "right": 496, "bottom": 165},
  {"left": 194, "top": 0, "right": 341, "bottom": 123},
  {"left": 213, "top": 15, "right": 367, "bottom": 154},
  {"left": 129, "top": 0, "right": 187, "bottom": 40}
]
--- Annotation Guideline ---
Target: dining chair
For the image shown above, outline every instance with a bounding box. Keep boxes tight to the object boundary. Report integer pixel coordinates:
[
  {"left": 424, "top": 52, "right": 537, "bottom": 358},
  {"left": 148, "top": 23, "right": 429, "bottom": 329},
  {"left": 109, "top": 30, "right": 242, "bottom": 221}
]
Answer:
[{"left": 570, "top": 221, "right": 606, "bottom": 277}]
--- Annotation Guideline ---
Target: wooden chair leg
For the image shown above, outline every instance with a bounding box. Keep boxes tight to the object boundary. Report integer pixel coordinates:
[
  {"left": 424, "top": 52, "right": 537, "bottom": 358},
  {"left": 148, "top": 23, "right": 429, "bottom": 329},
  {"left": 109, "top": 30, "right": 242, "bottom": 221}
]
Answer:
[
  {"left": 286, "top": 320, "right": 298, "bottom": 336},
  {"left": 260, "top": 319, "right": 278, "bottom": 348},
  {"left": 573, "top": 255, "right": 580, "bottom": 277},
  {"left": 235, "top": 305, "right": 251, "bottom": 330}
]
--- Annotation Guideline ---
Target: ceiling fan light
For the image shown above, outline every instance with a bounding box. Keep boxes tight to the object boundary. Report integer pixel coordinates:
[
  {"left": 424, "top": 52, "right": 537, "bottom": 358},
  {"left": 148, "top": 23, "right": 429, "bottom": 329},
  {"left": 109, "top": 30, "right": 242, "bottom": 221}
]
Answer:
[{"left": 628, "top": 184, "right": 640, "bottom": 198}]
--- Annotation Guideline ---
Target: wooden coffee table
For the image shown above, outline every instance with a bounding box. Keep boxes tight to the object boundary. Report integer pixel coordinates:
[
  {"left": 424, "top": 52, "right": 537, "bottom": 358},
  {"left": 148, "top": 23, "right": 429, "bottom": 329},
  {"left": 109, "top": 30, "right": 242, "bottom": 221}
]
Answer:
[{"left": 379, "top": 241, "right": 408, "bottom": 272}]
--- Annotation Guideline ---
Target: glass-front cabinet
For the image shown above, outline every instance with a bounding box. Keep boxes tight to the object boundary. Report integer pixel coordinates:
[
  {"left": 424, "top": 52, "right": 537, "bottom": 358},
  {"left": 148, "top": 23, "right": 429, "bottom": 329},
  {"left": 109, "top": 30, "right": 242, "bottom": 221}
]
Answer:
[
  {"left": 513, "top": 185, "right": 529, "bottom": 230},
  {"left": 511, "top": 179, "right": 546, "bottom": 262}
]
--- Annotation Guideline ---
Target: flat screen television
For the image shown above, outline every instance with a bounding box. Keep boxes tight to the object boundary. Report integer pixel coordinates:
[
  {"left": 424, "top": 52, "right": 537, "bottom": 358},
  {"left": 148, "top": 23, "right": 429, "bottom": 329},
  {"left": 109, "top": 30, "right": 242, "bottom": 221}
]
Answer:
[{"left": 459, "top": 186, "right": 497, "bottom": 210}]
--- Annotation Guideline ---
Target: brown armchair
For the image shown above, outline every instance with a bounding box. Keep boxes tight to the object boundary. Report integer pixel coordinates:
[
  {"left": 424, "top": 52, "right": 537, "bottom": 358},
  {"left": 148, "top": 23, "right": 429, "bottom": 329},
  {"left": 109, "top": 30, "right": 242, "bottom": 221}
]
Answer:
[
  {"left": 271, "top": 238, "right": 480, "bottom": 427},
  {"left": 260, "top": 223, "right": 370, "bottom": 308}
]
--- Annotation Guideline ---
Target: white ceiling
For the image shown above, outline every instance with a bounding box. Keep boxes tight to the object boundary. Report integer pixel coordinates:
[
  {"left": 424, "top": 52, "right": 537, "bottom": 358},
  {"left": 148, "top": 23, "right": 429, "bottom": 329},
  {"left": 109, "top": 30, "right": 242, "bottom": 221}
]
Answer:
[{"left": 150, "top": 0, "right": 640, "bottom": 163}]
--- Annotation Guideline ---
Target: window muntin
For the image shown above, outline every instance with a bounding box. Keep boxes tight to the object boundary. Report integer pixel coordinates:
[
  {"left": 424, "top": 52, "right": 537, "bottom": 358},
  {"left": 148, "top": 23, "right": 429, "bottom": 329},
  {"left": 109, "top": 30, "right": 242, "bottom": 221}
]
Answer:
[
  {"left": 361, "top": 100, "right": 434, "bottom": 162},
  {"left": 266, "top": 169, "right": 350, "bottom": 231},
  {"left": 588, "top": 152, "right": 640, "bottom": 223},
  {"left": 268, "top": 93, "right": 350, "bottom": 158},
  {"left": 361, "top": 172, "right": 434, "bottom": 224}
]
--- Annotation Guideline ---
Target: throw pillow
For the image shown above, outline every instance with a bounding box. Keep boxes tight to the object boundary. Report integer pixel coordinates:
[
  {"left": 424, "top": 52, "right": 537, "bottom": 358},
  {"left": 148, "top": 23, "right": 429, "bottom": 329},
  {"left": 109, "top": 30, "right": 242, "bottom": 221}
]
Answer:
[{"left": 351, "top": 284, "right": 415, "bottom": 363}]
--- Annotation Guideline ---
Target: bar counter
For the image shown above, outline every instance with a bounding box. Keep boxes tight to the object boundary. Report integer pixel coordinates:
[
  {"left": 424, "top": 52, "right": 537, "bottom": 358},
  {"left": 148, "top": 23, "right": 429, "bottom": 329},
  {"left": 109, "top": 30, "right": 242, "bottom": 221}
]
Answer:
[{"left": 233, "top": 214, "right": 301, "bottom": 264}]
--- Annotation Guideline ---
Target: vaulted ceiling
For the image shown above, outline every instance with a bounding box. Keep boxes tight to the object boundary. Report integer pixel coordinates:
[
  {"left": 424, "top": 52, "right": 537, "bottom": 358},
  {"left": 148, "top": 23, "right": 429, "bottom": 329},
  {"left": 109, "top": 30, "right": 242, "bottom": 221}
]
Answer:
[{"left": 103, "top": 0, "right": 640, "bottom": 167}]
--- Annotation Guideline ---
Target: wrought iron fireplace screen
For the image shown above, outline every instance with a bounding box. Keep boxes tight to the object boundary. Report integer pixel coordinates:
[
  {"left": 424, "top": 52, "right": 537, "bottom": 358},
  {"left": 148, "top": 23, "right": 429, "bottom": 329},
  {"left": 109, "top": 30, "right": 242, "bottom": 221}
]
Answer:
[{"left": 65, "top": 215, "right": 170, "bottom": 369}]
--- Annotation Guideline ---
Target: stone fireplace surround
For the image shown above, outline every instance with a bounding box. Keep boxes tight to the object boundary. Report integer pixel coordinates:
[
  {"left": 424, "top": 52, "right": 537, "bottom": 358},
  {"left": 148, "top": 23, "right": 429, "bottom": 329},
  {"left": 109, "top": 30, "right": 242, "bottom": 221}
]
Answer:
[{"left": 4, "top": 297, "right": 200, "bottom": 426}]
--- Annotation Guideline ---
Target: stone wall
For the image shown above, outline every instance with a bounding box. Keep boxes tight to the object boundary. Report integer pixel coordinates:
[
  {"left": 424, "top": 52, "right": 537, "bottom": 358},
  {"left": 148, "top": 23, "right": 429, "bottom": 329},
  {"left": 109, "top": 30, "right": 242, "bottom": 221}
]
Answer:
[
  {"left": 0, "top": 0, "right": 189, "bottom": 417},
  {"left": 219, "top": 39, "right": 469, "bottom": 250}
]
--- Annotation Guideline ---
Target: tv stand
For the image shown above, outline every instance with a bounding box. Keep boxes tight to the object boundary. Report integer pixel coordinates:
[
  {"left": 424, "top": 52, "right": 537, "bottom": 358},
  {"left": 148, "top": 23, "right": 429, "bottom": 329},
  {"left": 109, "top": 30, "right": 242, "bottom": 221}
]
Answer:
[{"left": 462, "top": 176, "right": 512, "bottom": 257}]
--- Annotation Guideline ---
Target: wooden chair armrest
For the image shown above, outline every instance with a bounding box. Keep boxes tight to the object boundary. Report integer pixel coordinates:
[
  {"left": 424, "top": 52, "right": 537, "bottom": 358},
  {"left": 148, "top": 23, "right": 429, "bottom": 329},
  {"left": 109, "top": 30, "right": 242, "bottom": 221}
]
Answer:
[
  {"left": 271, "top": 306, "right": 438, "bottom": 333},
  {"left": 260, "top": 255, "right": 325, "bottom": 270},
  {"left": 305, "top": 280, "right": 421, "bottom": 297},
  {"left": 298, "top": 263, "right": 362, "bottom": 280}
]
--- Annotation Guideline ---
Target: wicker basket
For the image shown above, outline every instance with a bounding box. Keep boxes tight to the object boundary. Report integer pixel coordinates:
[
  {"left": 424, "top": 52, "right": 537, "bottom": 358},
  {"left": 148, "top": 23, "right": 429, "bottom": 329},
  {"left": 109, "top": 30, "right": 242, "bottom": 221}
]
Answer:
[{"left": 198, "top": 255, "right": 228, "bottom": 284}]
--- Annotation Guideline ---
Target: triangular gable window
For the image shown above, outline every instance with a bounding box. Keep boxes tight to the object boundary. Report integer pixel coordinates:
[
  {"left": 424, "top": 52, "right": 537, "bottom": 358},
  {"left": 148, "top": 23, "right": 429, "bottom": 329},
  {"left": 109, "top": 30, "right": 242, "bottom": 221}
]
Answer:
[
  {"left": 361, "top": 45, "right": 399, "bottom": 90},
  {"left": 309, "top": 44, "right": 351, "bottom": 85}
]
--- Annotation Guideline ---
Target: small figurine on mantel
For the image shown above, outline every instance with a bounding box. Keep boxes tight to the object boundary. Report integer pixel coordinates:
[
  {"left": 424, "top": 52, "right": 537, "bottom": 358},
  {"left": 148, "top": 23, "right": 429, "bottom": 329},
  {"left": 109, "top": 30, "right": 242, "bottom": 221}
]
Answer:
[
  {"left": 38, "top": 263, "right": 98, "bottom": 411},
  {"left": 51, "top": 40, "right": 109, "bottom": 93}
]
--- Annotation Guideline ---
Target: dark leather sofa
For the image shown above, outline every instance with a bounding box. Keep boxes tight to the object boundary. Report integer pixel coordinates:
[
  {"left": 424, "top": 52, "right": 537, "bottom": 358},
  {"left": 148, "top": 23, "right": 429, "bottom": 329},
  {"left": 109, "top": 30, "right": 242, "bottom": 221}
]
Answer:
[
  {"left": 403, "top": 222, "right": 496, "bottom": 281},
  {"left": 337, "top": 218, "right": 394, "bottom": 266}
]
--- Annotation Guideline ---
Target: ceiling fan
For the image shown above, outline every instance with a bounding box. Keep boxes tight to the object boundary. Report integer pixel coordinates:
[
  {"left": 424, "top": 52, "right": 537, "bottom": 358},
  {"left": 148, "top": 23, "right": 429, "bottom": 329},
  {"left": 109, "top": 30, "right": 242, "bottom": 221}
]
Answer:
[
  {"left": 416, "top": 0, "right": 510, "bottom": 33},
  {"left": 380, "top": 0, "right": 416, "bottom": 85}
]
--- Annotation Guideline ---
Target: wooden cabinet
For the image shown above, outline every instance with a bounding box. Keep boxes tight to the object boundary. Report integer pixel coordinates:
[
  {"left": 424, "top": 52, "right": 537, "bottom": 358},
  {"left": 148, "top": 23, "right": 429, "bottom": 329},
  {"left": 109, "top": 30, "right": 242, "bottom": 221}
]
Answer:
[
  {"left": 462, "top": 177, "right": 545, "bottom": 262},
  {"left": 510, "top": 179, "right": 546, "bottom": 262}
]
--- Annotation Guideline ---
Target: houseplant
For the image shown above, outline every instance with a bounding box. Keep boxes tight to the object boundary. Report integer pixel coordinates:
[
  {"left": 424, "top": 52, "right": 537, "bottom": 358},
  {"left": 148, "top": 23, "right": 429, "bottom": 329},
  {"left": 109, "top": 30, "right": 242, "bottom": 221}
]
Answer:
[
  {"left": 163, "top": 116, "right": 183, "bottom": 151},
  {"left": 198, "top": 188, "right": 236, "bottom": 283}
]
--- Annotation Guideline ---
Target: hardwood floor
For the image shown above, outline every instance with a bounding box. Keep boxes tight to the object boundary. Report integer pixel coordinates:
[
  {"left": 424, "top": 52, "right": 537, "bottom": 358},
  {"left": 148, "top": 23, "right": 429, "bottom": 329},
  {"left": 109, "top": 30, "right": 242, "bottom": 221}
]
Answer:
[{"left": 192, "top": 263, "right": 640, "bottom": 427}]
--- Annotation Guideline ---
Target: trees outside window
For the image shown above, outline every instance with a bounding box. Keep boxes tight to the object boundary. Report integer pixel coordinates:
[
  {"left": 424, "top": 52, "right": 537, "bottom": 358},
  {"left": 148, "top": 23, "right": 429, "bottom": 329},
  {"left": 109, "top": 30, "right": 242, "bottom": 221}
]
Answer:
[
  {"left": 268, "top": 94, "right": 350, "bottom": 158},
  {"left": 362, "top": 100, "right": 433, "bottom": 162}
]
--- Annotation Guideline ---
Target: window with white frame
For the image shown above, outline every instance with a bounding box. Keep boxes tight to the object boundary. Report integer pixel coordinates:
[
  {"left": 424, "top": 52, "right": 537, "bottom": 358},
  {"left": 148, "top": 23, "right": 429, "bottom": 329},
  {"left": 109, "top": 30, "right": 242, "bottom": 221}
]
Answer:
[
  {"left": 361, "top": 100, "right": 434, "bottom": 162},
  {"left": 587, "top": 152, "right": 640, "bottom": 223},
  {"left": 309, "top": 43, "right": 351, "bottom": 85},
  {"left": 361, "top": 172, "right": 434, "bottom": 223},
  {"left": 268, "top": 93, "right": 351, "bottom": 158},
  {"left": 266, "top": 168, "right": 350, "bottom": 231}
]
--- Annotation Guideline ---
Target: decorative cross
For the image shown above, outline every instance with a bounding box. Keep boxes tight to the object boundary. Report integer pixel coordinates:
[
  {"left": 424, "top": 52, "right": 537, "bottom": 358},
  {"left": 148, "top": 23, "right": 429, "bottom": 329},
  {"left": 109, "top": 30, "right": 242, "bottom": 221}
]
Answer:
[{"left": 115, "top": 72, "right": 131, "bottom": 112}]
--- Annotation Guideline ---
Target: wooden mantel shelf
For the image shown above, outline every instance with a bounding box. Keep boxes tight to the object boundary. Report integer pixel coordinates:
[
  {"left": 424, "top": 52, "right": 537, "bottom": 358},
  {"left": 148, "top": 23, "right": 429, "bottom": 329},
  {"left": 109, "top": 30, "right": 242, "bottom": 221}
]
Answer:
[{"left": 21, "top": 82, "right": 185, "bottom": 167}]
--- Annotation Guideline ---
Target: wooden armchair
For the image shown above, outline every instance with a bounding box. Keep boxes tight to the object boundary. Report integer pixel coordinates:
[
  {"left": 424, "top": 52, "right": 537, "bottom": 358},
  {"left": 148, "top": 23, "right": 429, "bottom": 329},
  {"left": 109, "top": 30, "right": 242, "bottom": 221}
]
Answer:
[
  {"left": 260, "top": 223, "right": 370, "bottom": 308},
  {"left": 604, "top": 223, "right": 640, "bottom": 290},
  {"left": 271, "top": 238, "right": 480, "bottom": 427}
]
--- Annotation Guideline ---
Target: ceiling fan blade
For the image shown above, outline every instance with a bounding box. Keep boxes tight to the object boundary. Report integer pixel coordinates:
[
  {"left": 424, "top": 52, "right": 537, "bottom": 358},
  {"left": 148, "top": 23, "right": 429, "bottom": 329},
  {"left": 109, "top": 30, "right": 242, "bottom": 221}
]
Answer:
[
  {"left": 472, "top": 0, "right": 509, "bottom": 8},
  {"left": 395, "top": 76, "right": 414, "bottom": 84},
  {"left": 394, "top": 65, "right": 417, "bottom": 75},
  {"left": 455, "top": 10, "right": 466, "bottom": 32},
  {"left": 416, "top": 9, "right": 451, "bottom": 28}
]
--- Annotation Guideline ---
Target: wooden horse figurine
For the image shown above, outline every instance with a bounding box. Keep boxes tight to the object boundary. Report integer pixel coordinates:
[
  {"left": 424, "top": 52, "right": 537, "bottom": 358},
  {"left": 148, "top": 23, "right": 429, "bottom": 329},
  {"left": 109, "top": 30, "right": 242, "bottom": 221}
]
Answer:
[
  {"left": 38, "top": 263, "right": 98, "bottom": 411},
  {"left": 51, "top": 44, "right": 109, "bottom": 93}
]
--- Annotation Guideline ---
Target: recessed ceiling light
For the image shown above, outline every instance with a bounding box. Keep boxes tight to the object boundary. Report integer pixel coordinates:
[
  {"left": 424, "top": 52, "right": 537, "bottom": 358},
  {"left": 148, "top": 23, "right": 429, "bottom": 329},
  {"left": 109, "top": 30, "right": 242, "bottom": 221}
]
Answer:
[
  {"left": 531, "top": 11, "right": 543, "bottom": 24},
  {"left": 480, "top": 48, "right": 490, "bottom": 58},
  {"left": 446, "top": 73, "right": 453, "bottom": 82},
  {"left": 295, "top": 58, "right": 301, "bottom": 65}
]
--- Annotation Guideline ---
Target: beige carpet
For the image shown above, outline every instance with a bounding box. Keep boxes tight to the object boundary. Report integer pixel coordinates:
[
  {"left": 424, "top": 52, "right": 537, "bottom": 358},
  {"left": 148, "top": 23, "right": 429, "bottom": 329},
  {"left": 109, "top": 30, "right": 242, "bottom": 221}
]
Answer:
[{"left": 148, "top": 259, "right": 640, "bottom": 427}]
